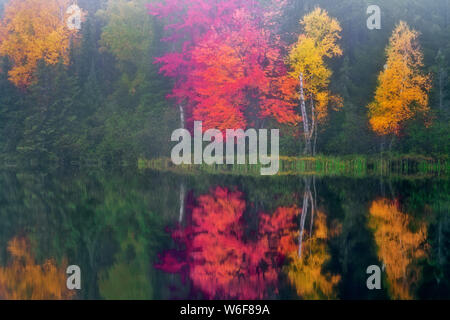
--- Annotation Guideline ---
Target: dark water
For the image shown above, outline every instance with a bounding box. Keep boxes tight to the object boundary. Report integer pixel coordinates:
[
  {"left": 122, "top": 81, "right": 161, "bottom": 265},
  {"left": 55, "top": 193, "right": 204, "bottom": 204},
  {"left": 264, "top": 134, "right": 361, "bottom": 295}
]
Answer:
[{"left": 0, "top": 169, "right": 449, "bottom": 300}]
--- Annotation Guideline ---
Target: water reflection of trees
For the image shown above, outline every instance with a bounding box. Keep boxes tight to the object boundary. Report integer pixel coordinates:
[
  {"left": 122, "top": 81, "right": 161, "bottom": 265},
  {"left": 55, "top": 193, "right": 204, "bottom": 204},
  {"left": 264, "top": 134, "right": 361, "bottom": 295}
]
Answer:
[
  {"left": 0, "top": 171, "right": 178, "bottom": 300},
  {"left": 1, "top": 170, "right": 445, "bottom": 300},
  {"left": 369, "top": 198, "right": 428, "bottom": 300},
  {"left": 158, "top": 187, "right": 288, "bottom": 299},
  {"left": 286, "top": 209, "right": 341, "bottom": 299},
  {"left": 158, "top": 183, "right": 340, "bottom": 299},
  {"left": 0, "top": 237, "right": 74, "bottom": 300},
  {"left": 286, "top": 177, "right": 340, "bottom": 299}
]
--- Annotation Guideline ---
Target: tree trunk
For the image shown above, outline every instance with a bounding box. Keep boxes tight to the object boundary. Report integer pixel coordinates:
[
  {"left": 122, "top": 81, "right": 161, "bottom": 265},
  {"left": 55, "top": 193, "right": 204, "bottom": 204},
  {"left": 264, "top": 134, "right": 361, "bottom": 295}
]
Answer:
[
  {"left": 178, "top": 182, "right": 186, "bottom": 223},
  {"left": 310, "top": 98, "right": 316, "bottom": 156},
  {"left": 313, "top": 118, "right": 318, "bottom": 156},
  {"left": 299, "top": 177, "right": 315, "bottom": 259},
  {"left": 388, "top": 135, "right": 395, "bottom": 152},
  {"left": 299, "top": 73, "right": 312, "bottom": 155},
  {"left": 299, "top": 187, "right": 309, "bottom": 258},
  {"left": 179, "top": 104, "right": 185, "bottom": 129},
  {"left": 380, "top": 136, "right": 386, "bottom": 153}
]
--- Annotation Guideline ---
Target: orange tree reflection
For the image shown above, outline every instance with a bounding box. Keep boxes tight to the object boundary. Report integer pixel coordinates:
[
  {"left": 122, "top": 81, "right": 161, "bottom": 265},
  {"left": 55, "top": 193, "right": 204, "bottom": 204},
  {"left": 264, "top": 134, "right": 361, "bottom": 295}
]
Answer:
[
  {"left": 369, "top": 198, "right": 428, "bottom": 300},
  {"left": 0, "top": 237, "right": 74, "bottom": 300}
]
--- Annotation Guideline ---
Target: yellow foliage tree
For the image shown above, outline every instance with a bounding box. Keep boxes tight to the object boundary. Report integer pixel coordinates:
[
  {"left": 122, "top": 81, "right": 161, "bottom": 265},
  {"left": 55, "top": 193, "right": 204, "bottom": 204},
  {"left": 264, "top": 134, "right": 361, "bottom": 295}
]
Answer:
[
  {"left": 288, "top": 7, "right": 343, "bottom": 155},
  {"left": 368, "top": 21, "right": 431, "bottom": 137},
  {"left": 0, "top": 237, "right": 74, "bottom": 300},
  {"left": 0, "top": 0, "right": 82, "bottom": 87},
  {"left": 368, "top": 199, "right": 428, "bottom": 300}
]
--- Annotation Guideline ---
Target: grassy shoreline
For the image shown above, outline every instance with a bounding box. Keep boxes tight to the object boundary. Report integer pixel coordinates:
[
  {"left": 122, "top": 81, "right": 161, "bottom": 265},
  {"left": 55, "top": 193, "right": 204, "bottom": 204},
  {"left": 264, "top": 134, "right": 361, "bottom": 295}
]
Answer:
[{"left": 138, "top": 154, "right": 449, "bottom": 178}]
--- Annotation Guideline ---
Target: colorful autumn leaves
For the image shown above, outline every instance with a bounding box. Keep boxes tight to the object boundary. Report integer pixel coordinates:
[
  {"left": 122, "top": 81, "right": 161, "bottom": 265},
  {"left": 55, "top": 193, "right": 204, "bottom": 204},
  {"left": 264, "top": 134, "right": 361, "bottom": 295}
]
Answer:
[
  {"left": 156, "top": 186, "right": 341, "bottom": 300},
  {"left": 148, "top": 1, "right": 344, "bottom": 145},
  {"left": 0, "top": 0, "right": 433, "bottom": 148},
  {"left": 0, "top": 237, "right": 74, "bottom": 300},
  {"left": 369, "top": 198, "right": 428, "bottom": 300},
  {"left": 149, "top": 0, "right": 432, "bottom": 152},
  {"left": 288, "top": 8, "right": 343, "bottom": 155},
  {"left": 156, "top": 186, "right": 429, "bottom": 300},
  {"left": 0, "top": 0, "right": 84, "bottom": 88},
  {"left": 148, "top": 0, "right": 300, "bottom": 132},
  {"left": 368, "top": 22, "right": 431, "bottom": 137}
]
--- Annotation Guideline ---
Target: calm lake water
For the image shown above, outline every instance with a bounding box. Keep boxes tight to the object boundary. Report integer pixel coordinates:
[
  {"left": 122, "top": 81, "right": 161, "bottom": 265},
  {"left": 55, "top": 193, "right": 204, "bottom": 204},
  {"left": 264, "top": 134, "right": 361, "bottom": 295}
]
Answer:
[{"left": 0, "top": 168, "right": 449, "bottom": 300}]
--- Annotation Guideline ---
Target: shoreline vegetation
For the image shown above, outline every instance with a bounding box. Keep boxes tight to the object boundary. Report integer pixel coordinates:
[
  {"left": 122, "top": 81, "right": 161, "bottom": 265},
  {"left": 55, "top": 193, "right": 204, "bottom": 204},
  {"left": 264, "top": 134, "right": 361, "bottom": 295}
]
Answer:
[
  {"left": 138, "top": 155, "right": 449, "bottom": 178},
  {"left": 0, "top": 1, "right": 448, "bottom": 174}
]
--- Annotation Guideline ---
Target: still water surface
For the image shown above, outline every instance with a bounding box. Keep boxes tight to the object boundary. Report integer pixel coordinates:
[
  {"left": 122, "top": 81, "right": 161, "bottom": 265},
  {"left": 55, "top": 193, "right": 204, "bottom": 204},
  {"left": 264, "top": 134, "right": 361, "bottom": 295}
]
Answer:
[{"left": 0, "top": 169, "right": 448, "bottom": 300}]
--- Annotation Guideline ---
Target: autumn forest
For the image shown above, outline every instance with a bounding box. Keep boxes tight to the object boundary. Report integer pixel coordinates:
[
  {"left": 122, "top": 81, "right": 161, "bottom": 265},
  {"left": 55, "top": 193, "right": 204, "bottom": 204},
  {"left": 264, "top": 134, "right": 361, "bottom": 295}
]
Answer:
[
  {"left": 0, "top": 0, "right": 448, "bottom": 166},
  {"left": 0, "top": 0, "right": 449, "bottom": 302}
]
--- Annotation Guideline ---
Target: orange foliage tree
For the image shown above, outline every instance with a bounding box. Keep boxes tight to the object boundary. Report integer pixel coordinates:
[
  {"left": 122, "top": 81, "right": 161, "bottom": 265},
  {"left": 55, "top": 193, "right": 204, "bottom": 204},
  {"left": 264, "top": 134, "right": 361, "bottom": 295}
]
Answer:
[
  {"left": 0, "top": 237, "right": 74, "bottom": 300},
  {"left": 0, "top": 0, "right": 83, "bottom": 87},
  {"left": 368, "top": 198, "right": 428, "bottom": 300},
  {"left": 288, "top": 8, "right": 343, "bottom": 155},
  {"left": 367, "top": 21, "right": 431, "bottom": 139}
]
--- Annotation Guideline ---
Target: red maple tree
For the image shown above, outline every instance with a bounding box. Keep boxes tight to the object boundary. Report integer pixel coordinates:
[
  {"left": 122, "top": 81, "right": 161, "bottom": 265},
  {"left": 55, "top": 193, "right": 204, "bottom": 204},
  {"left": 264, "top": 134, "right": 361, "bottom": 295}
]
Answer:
[{"left": 148, "top": 0, "right": 299, "bottom": 132}]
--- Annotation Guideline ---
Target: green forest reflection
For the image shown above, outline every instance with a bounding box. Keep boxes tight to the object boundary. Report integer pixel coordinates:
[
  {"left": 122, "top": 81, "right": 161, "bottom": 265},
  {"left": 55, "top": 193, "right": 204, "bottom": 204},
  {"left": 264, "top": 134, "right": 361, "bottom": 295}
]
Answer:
[{"left": 0, "top": 169, "right": 448, "bottom": 300}]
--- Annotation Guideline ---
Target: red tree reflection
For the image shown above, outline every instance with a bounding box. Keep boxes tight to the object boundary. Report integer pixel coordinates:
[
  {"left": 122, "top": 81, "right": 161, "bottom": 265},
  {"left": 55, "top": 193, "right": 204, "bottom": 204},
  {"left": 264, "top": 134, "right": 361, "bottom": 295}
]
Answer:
[{"left": 157, "top": 187, "right": 299, "bottom": 299}]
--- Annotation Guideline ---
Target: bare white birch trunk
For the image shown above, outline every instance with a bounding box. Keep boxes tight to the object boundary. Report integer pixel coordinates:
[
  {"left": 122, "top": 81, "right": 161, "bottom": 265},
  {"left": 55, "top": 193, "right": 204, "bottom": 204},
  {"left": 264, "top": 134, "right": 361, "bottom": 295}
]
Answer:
[
  {"left": 179, "top": 104, "right": 185, "bottom": 129},
  {"left": 299, "top": 178, "right": 317, "bottom": 259},
  {"left": 299, "top": 73, "right": 312, "bottom": 155},
  {"left": 299, "top": 188, "right": 309, "bottom": 258},
  {"left": 178, "top": 182, "right": 186, "bottom": 223}
]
